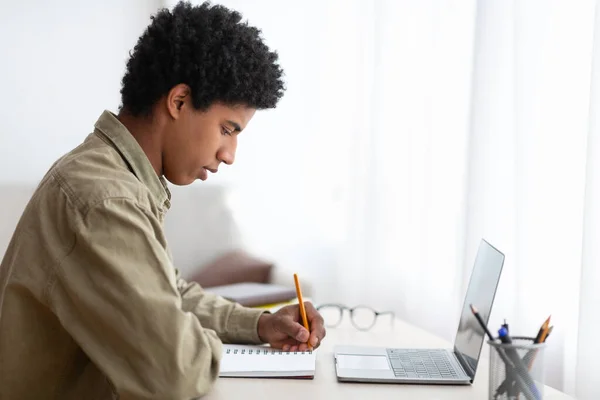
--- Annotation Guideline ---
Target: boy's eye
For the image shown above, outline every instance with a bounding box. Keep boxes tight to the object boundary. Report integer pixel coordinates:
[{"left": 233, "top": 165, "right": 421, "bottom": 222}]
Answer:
[{"left": 221, "top": 126, "right": 232, "bottom": 136}]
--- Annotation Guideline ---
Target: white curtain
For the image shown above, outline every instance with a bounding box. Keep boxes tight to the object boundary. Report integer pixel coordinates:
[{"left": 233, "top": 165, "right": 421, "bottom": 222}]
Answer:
[
  {"left": 167, "top": 0, "right": 599, "bottom": 396},
  {"left": 577, "top": 1, "right": 600, "bottom": 398},
  {"left": 463, "top": 1, "right": 596, "bottom": 396}
]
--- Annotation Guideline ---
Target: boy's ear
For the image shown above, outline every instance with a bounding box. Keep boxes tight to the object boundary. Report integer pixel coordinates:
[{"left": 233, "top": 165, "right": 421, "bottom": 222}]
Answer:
[{"left": 166, "top": 84, "right": 191, "bottom": 119}]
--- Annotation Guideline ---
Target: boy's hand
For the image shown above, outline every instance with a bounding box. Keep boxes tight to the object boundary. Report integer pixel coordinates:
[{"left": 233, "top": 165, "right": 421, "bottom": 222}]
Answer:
[{"left": 257, "top": 302, "right": 326, "bottom": 352}]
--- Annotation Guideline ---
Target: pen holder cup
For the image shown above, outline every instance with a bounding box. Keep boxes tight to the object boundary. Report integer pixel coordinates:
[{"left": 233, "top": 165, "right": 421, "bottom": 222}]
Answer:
[{"left": 488, "top": 337, "right": 546, "bottom": 400}]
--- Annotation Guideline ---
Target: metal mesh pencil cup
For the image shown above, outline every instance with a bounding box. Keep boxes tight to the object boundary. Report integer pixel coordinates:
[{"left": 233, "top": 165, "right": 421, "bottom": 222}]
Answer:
[{"left": 488, "top": 337, "right": 546, "bottom": 400}]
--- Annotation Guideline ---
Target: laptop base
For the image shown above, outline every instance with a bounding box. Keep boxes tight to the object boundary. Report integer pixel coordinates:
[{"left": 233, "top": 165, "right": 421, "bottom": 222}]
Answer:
[{"left": 334, "top": 345, "right": 471, "bottom": 385}]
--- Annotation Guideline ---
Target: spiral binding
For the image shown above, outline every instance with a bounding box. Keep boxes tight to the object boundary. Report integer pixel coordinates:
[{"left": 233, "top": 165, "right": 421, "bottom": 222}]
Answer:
[{"left": 225, "top": 348, "right": 313, "bottom": 355}]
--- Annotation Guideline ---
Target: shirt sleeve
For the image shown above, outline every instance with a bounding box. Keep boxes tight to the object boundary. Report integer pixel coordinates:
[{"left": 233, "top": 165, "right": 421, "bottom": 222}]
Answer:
[
  {"left": 176, "top": 274, "right": 267, "bottom": 344},
  {"left": 48, "top": 198, "right": 222, "bottom": 400}
]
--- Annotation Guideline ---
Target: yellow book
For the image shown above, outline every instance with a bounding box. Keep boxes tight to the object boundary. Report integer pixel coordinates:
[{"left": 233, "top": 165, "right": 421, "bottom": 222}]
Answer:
[{"left": 251, "top": 299, "right": 297, "bottom": 310}]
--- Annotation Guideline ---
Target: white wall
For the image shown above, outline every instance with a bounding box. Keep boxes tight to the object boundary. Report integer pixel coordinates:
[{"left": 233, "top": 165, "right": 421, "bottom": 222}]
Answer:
[
  {"left": 0, "top": 0, "right": 162, "bottom": 184},
  {"left": 0, "top": 0, "right": 344, "bottom": 290}
]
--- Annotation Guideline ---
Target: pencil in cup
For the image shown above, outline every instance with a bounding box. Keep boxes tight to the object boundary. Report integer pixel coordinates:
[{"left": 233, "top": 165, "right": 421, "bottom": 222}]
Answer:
[
  {"left": 527, "top": 318, "right": 552, "bottom": 371},
  {"left": 469, "top": 305, "right": 539, "bottom": 400},
  {"left": 489, "top": 337, "right": 546, "bottom": 400}
]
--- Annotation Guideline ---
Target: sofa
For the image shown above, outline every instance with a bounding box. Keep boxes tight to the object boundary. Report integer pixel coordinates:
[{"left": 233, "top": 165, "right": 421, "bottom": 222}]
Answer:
[{"left": 0, "top": 182, "right": 306, "bottom": 294}]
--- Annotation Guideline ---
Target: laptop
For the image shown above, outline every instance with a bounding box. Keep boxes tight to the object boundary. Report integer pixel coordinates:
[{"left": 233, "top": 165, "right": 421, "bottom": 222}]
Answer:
[{"left": 334, "top": 238, "right": 504, "bottom": 384}]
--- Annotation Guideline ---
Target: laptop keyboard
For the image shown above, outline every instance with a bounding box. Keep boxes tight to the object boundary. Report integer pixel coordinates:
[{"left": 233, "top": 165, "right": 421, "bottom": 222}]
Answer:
[{"left": 386, "top": 349, "right": 460, "bottom": 379}]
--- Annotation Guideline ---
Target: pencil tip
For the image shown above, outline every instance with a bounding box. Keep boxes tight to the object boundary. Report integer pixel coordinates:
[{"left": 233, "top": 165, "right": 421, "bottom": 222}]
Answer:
[{"left": 470, "top": 304, "right": 477, "bottom": 313}]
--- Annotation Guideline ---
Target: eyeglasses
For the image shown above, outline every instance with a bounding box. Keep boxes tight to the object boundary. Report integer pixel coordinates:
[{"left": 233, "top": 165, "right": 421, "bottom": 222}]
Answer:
[{"left": 316, "top": 303, "right": 395, "bottom": 331}]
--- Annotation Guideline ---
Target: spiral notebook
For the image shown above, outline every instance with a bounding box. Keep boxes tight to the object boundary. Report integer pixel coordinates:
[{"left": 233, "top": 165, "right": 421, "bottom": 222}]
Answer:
[{"left": 218, "top": 344, "right": 316, "bottom": 379}]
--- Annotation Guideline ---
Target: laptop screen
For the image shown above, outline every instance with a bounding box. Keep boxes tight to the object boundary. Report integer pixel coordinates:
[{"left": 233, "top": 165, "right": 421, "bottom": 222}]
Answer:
[{"left": 452, "top": 239, "right": 505, "bottom": 379}]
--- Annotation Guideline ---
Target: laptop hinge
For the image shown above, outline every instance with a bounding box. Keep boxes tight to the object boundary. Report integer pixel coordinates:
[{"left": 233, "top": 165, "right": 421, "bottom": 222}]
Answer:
[{"left": 453, "top": 348, "right": 475, "bottom": 381}]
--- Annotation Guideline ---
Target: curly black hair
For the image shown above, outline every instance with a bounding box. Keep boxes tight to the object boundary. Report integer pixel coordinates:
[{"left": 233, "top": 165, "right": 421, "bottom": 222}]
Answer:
[{"left": 120, "top": 1, "right": 285, "bottom": 116}]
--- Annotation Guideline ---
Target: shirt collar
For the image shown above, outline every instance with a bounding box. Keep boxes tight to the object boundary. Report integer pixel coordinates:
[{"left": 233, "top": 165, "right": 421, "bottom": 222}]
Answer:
[{"left": 93, "top": 110, "right": 171, "bottom": 210}]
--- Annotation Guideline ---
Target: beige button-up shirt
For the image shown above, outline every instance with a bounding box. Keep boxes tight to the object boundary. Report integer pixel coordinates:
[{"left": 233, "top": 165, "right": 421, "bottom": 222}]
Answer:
[{"left": 0, "top": 110, "right": 266, "bottom": 399}]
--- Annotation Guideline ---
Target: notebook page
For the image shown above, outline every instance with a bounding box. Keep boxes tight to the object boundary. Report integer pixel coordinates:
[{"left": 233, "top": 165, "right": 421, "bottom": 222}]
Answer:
[{"left": 219, "top": 344, "right": 316, "bottom": 378}]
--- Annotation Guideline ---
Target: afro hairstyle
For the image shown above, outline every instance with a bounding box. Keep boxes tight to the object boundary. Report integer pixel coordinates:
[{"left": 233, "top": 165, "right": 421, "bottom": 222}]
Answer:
[{"left": 120, "top": 1, "right": 285, "bottom": 116}]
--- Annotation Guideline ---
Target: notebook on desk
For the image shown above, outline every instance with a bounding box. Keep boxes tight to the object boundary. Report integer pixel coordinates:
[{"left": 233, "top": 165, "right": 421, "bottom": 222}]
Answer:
[{"left": 218, "top": 344, "right": 316, "bottom": 379}]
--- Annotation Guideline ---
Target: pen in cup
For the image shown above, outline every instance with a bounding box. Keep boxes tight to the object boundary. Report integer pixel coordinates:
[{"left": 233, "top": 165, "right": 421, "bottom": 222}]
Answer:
[
  {"left": 498, "top": 327, "right": 542, "bottom": 399},
  {"left": 470, "top": 305, "right": 539, "bottom": 400}
]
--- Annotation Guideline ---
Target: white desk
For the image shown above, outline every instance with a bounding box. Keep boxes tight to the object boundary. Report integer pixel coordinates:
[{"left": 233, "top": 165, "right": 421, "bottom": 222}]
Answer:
[{"left": 205, "top": 317, "right": 573, "bottom": 400}]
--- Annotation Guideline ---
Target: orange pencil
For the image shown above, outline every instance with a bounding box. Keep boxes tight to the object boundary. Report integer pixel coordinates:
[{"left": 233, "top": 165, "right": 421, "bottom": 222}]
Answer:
[
  {"left": 528, "top": 315, "right": 552, "bottom": 373},
  {"left": 293, "top": 273, "right": 311, "bottom": 349},
  {"left": 535, "top": 315, "right": 551, "bottom": 343}
]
